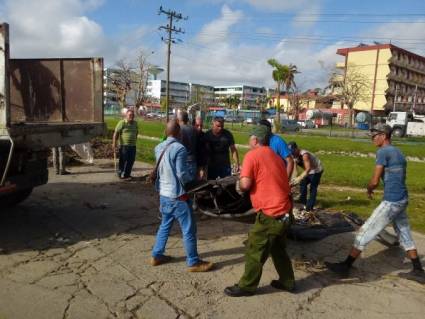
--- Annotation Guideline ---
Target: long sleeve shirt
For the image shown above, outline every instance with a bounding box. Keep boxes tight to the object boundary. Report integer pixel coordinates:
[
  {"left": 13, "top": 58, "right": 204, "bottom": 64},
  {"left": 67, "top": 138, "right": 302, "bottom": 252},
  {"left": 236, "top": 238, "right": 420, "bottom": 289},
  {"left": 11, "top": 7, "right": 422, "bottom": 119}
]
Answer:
[{"left": 154, "top": 137, "right": 193, "bottom": 198}]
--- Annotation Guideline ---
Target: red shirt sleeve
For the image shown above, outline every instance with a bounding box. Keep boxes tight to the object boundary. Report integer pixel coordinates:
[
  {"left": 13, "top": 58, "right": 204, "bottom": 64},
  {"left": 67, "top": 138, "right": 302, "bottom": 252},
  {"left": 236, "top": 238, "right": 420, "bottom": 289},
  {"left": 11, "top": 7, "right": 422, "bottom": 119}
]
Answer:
[{"left": 240, "top": 151, "right": 255, "bottom": 179}]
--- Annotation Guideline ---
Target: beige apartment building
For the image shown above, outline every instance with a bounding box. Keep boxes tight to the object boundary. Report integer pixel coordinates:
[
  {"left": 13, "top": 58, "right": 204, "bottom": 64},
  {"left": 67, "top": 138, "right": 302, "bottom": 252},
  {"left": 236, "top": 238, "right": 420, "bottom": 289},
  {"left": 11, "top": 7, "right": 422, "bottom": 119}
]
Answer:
[{"left": 336, "top": 44, "right": 425, "bottom": 115}]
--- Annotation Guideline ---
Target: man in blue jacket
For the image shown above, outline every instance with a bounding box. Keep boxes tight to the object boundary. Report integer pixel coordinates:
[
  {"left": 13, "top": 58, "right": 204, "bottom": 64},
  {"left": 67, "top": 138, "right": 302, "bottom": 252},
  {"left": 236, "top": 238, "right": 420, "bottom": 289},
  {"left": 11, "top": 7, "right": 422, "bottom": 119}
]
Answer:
[{"left": 151, "top": 120, "right": 213, "bottom": 272}]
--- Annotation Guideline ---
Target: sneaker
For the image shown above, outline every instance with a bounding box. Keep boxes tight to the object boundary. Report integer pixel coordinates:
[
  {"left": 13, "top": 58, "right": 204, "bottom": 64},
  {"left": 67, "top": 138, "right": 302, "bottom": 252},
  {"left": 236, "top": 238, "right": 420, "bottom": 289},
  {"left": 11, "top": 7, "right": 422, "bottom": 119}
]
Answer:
[
  {"left": 59, "top": 171, "right": 71, "bottom": 175},
  {"left": 187, "top": 260, "right": 214, "bottom": 272},
  {"left": 270, "top": 280, "right": 296, "bottom": 293},
  {"left": 122, "top": 176, "right": 132, "bottom": 181},
  {"left": 224, "top": 284, "right": 254, "bottom": 297},
  {"left": 398, "top": 269, "right": 425, "bottom": 285},
  {"left": 325, "top": 261, "right": 350, "bottom": 278},
  {"left": 150, "top": 255, "right": 172, "bottom": 266}
]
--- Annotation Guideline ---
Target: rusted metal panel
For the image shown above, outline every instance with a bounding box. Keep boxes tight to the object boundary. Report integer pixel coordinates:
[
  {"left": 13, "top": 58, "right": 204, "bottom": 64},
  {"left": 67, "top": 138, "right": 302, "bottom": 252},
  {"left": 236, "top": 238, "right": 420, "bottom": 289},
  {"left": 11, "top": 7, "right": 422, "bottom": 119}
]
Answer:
[
  {"left": 0, "top": 23, "right": 10, "bottom": 134},
  {"left": 9, "top": 59, "right": 62, "bottom": 123},
  {"left": 9, "top": 58, "right": 103, "bottom": 124}
]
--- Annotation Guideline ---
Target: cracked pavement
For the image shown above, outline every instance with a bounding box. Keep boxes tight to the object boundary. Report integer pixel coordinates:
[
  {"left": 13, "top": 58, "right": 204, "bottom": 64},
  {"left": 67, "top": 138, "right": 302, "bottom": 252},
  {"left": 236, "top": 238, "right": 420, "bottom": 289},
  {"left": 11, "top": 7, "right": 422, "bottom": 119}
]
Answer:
[{"left": 1, "top": 160, "right": 424, "bottom": 319}]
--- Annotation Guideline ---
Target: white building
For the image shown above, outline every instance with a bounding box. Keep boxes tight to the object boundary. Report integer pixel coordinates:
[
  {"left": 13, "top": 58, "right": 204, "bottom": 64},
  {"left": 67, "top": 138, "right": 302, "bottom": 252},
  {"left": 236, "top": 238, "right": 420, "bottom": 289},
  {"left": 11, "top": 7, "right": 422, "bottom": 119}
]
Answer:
[
  {"left": 214, "top": 85, "right": 267, "bottom": 109},
  {"left": 146, "top": 80, "right": 215, "bottom": 107}
]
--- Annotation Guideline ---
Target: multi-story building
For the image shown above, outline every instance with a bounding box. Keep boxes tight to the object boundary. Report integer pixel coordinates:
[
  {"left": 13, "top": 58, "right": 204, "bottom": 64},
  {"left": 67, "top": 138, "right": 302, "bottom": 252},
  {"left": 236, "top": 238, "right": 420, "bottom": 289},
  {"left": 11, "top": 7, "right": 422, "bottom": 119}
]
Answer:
[
  {"left": 214, "top": 85, "right": 267, "bottom": 109},
  {"left": 336, "top": 44, "right": 425, "bottom": 115},
  {"left": 189, "top": 83, "right": 215, "bottom": 106},
  {"left": 146, "top": 80, "right": 215, "bottom": 108}
]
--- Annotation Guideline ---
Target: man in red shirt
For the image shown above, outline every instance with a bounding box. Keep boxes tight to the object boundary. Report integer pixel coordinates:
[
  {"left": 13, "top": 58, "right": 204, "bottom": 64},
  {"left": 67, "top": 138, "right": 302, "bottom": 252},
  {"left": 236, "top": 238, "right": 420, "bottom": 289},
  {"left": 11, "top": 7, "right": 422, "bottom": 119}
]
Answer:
[{"left": 224, "top": 126, "right": 295, "bottom": 297}]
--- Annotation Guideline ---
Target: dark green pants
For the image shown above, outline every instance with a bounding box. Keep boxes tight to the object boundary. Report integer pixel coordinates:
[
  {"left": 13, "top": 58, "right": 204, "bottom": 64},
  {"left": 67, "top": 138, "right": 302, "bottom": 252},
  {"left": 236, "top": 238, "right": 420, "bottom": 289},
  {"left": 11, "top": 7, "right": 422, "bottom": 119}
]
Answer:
[{"left": 238, "top": 212, "right": 294, "bottom": 292}]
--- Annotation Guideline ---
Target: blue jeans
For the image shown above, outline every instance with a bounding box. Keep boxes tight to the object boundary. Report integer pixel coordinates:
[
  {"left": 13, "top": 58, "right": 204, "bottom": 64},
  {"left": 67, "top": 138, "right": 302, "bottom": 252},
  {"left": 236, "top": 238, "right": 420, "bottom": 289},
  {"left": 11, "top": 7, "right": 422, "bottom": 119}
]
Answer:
[
  {"left": 118, "top": 145, "right": 136, "bottom": 178},
  {"left": 354, "top": 198, "right": 416, "bottom": 251},
  {"left": 152, "top": 196, "right": 200, "bottom": 266},
  {"left": 299, "top": 171, "right": 323, "bottom": 211}
]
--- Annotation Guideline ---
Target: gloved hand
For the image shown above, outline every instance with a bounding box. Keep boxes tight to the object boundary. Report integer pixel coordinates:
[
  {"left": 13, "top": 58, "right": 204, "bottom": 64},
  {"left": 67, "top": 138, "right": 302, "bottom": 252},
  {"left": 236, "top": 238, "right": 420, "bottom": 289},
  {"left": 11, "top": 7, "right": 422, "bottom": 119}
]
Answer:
[{"left": 290, "top": 175, "right": 304, "bottom": 186}]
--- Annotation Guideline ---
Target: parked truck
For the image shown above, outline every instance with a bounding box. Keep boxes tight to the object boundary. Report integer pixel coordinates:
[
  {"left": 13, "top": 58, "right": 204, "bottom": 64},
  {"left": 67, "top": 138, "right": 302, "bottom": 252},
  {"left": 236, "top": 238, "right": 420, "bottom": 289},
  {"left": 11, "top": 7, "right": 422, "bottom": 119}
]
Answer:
[
  {"left": 386, "top": 111, "right": 425, "bottom": 137},
  {"left": 0, "top": 23, "right": 105, "bottom": 206}
]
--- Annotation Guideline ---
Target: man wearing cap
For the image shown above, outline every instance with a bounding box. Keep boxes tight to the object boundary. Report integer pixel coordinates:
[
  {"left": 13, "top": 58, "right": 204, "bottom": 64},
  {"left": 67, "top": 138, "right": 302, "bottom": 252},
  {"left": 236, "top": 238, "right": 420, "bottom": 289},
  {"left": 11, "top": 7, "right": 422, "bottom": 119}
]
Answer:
[
  {"left": 288, "top": 142, "right": 323, "bottom": 212},
  {"left": 258, "top": 119, "right": 294, "bottom": 177},
  {"left": 224, "top": 125, "right": 295, "bottom": 297},
  {"left": 204, "top": 116, "right": 239, "bottom": 179},
  {"left": 325, "top": 123, "right": 424, "bottom": 283}
]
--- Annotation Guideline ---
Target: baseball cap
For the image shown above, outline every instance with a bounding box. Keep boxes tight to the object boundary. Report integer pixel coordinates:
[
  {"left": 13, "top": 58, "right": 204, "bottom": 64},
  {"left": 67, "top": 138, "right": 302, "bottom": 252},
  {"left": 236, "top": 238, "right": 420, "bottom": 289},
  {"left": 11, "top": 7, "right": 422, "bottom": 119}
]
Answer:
[
  {"left": 287, "top": 141, "right": 298, "bottom": 155},
  {"left": 369, "top": 123, "right": 392, "bottom": 137},
  {"left": 250, "top": 125, "right": 269, "bottom": 140},
  {"left": 258, "top": 119, "right": 272, "bottom": 129}
]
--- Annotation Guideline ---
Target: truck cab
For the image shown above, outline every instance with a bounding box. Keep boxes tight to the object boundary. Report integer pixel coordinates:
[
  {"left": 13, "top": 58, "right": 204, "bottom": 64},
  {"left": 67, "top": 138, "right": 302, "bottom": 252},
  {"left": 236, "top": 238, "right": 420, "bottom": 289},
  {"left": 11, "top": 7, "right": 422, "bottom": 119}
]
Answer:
[{"left": 386, "top": 111, "right": 425, "bottom": 137}]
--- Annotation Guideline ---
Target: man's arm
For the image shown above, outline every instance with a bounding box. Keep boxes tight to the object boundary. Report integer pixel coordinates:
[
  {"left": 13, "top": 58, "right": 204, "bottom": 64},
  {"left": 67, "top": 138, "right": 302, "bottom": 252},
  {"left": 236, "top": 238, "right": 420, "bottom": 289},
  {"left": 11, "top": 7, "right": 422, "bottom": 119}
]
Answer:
[
  {"left": 175, "top": 147, "right": 193, "bottom": 185},
  {"left": 112, "top": 121, "right": 122, "bottom": 150},
  {"left": 239, "top": 176, "right": 252, "bottom": 192},
  {"left": 112, "top": 131, "right": 119, "bottom": 150},
  {"left": 290, "top": 154, "right": 310, "bottom": 185},
  {"left": 367, "top": 165, "right": 384, "bottom": 198},
  {"left": 230, "top": 145, "right": 240, "bottom": 171},
  {"left": 285, "top": 155, "right": 294, "bottom": 178}
]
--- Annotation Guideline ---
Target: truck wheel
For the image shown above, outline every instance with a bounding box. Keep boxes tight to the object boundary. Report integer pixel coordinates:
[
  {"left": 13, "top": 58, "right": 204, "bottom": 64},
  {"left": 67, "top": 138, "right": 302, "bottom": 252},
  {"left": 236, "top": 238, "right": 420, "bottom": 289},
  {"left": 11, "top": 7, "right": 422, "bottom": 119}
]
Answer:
[
  {"left": 393, "top": 128, "right": 404, "bottom": 137},
  {"left": 1, "top": 188, "right": 33, "bottom": 208}
]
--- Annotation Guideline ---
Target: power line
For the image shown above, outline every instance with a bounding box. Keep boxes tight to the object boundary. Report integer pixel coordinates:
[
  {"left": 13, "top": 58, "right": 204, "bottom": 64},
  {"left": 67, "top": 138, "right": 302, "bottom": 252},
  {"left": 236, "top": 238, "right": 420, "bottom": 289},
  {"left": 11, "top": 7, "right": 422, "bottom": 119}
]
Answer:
[{"left": 158, "top": 6, "right": 188, "bottom": 121}]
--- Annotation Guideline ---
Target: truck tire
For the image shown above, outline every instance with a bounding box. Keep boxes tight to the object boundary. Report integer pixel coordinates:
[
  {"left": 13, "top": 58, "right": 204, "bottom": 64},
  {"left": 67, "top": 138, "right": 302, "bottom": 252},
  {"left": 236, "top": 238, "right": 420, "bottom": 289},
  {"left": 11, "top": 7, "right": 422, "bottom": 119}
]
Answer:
[
  {"left": 392, "top": 127, "right": 404, "bottom": 137},
  {"left": 1, "top": 188, "right": 33, "bottom": 208}
]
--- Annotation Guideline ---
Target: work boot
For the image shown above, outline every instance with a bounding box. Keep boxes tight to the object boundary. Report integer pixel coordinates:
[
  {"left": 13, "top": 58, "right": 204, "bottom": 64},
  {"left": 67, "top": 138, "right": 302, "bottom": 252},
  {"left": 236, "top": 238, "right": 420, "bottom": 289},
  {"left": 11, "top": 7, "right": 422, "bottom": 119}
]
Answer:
[
  {"left": 325, "top": 261, "right": 350, "bottom": 278},
  {"left": 224, "top": 285, "right": 254, "bottom": 297},
  {"left": 398, "top": 269, "right": 425, "bottom": 285},
  {"left": 270, "top": 280, "right": 296, "bottom": 293},
  {"left": 187, "top": 260, "right": 214, "bottom": 272},
  {"left": 150, "top": 255, "right": 172, "bottom": 266}
]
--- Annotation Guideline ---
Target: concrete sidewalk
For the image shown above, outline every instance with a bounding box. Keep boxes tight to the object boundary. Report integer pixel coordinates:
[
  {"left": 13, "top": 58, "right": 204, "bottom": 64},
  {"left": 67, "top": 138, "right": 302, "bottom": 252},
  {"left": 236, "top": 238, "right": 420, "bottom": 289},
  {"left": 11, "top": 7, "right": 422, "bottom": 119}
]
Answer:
[{"left": 0, "top": 160, "right": 423, "bottom": 319}]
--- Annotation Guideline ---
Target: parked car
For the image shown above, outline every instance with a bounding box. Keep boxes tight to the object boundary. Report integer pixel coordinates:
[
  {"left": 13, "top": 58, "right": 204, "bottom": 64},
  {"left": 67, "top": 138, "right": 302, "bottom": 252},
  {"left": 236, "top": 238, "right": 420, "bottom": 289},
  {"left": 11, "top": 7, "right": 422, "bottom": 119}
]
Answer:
[
  {"left": 224, "top": 115, "right": 244, "bottom": 123},
  {"left": 245, "top": 117, "right": 258, "bottom": 125},
  {"left": 297, "top": 120, "right": 315, "bottom": 129},
  {"left": 280, "top": 119, "right": 300, "bottom": 132}
]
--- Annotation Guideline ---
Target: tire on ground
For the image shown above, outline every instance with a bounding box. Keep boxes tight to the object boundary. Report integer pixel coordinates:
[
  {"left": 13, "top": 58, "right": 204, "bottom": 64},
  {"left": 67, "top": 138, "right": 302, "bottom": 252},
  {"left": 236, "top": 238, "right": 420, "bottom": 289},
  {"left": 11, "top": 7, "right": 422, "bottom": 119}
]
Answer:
[{"left": 1, "top": 188, "right": 33, "bottom": 208}]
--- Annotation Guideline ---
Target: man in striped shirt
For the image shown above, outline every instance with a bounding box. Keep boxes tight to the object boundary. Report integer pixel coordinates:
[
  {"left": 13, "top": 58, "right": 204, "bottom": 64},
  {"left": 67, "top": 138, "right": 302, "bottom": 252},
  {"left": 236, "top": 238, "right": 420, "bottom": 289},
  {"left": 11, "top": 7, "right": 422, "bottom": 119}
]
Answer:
[{"left": 113, "top": 109, "right": 139, "bottom": 180}]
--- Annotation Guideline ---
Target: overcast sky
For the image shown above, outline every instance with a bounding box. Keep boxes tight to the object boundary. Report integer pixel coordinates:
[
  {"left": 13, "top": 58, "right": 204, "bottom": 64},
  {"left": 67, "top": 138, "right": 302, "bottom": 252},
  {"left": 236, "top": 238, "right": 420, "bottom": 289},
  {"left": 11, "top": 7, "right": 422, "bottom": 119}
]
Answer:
[{"left": 1, "top": 0, "right": 425, "bottom": 90}]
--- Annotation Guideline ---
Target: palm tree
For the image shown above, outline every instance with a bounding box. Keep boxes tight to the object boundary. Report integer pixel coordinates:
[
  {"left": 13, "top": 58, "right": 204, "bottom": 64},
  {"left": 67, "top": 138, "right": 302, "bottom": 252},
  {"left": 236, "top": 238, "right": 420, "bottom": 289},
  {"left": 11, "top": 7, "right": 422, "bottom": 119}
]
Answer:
[
  {"left": 267, "top": 58, "right": 288, "bottom": 128},
  {"left": 284, "top": 64, "right": 300, "bottom": 119}
]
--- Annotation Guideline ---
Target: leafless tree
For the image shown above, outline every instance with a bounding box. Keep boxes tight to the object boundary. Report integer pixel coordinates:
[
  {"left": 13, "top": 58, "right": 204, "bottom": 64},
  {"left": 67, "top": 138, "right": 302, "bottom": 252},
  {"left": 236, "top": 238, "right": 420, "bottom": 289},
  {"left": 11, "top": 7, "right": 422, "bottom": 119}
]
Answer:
[
  {"left": 134, "top": 51, "right": 153, "bottom": 108},
  {"left": 333, "top": 64, "right": 372, "bottom": 127},
  {"left": 108, "top": 59, "right": 133, "bottom": 108}
]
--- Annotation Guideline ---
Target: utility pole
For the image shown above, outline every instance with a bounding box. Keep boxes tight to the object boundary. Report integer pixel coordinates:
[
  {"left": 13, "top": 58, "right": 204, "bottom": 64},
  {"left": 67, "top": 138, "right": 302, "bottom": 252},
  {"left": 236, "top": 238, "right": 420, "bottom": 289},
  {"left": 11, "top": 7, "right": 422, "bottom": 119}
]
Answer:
[{"left": 158, "top": 6, "right": 187, "bottom": 122}]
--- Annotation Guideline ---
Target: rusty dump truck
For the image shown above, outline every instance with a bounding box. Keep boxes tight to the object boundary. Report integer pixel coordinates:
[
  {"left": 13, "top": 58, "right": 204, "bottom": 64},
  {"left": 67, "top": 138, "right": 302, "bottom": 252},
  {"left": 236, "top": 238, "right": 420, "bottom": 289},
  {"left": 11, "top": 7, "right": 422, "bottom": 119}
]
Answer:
[{"left": 0, "top": 23, "right": 105, "bottom": 206}]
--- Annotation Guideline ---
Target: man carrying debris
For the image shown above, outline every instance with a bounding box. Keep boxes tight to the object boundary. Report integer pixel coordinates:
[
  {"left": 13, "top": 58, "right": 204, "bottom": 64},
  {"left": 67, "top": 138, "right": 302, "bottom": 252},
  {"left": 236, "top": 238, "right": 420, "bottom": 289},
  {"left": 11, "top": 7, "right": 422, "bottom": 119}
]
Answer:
[
  {"left": 151, "top": 120, "right": 213, "bottom": 272},
  {"left": 325, "top": 124, "right": 425, "bottom": 283},
  {"left": 204, "top": 116, "right": 240, "bottom": 179},
  {"left": 112, "top": 109, "right": 138, "bottom": 180},
  {"left": 224, "top": 126, "right": 294, "bottom": 297},
  {"left": 258, "top": 119, "right": 294, "bottom": 177},
  {"left": 177, "top": 110, "right": 198, "bottom": 180},
  {"left": 288, "top": 142, "right": 323, "bottom": 212}
]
